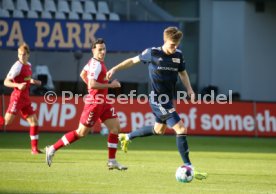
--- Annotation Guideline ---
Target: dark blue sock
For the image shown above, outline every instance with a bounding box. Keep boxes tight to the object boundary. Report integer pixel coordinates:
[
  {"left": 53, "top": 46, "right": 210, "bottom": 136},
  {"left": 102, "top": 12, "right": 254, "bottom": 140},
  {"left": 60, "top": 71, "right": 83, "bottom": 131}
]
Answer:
[
  {"left": 128, "top": 126, "right": 155, "bottom": 140},
  {"left": 176, "top": 134, "right": 191, "bottom": 165}
]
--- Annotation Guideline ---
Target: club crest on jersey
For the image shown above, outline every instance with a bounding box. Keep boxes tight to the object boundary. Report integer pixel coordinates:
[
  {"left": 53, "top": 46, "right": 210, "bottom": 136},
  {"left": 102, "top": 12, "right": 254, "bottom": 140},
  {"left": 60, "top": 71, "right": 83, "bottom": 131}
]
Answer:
[
  {"left": 172, "top": 58, "right": 180, "bottom": 63},
  {"left": 24, "top": 76, "right": 31, "bottom": 81}
]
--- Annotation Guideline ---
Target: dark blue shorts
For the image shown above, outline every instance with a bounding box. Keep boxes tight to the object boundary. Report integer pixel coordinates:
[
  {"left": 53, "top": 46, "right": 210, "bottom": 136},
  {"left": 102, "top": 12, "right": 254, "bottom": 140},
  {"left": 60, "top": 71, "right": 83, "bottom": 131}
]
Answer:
[{"left": 149, "top": 100, "right": 180, "bottom": 127}]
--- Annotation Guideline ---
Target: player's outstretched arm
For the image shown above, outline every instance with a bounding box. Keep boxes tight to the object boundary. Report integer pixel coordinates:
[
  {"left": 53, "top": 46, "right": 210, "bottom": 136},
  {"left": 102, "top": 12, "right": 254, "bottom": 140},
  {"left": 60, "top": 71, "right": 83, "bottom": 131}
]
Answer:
[
  {"left": 30, "top": 79, "right": 42, "bottom": 86},
  {"left": 106, "top": 56, "right": 140, "bottom": 80}
]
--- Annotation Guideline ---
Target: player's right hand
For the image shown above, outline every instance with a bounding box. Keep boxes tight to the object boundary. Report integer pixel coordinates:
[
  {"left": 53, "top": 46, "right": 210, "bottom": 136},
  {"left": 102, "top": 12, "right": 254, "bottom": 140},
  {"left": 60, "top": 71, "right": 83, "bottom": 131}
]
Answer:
[
  {"left": 18, "top": 82, "right": 27, "bottom": 90},
  {"left": 110, "top": 79, "right": 121, "bottom": 88},
  {"left": 106, "top": 68, "right": 115, "bottom": 80}
]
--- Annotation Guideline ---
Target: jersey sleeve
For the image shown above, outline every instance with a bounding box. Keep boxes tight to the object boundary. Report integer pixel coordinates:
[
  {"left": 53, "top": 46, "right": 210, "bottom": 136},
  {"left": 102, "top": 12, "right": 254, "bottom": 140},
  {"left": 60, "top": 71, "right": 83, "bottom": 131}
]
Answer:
[
  {"left": 6, "top": 61, "right": 23, "bottom": 79},
  {"left": 87, "top": 60, "right": 102, "bottom": 81},
  {"left": 83, "top": 64, "right": 89, "bottom": 72},
  {"left": 178, "top": 54, "right": 186, "bottom": 72},
  {"left": 138, "top": 48, "right": 152, "bottom": 63}
]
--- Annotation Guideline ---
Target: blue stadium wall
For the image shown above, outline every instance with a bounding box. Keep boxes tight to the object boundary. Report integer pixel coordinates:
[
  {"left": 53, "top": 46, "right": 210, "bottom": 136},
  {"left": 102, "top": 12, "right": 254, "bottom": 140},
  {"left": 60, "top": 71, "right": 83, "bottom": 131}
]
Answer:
[
  {"left": 0, "top": 18, "right": 178, "bottom": 83},
  {"left": 0, "top": 18, "right": 178, "bottom": 52}
]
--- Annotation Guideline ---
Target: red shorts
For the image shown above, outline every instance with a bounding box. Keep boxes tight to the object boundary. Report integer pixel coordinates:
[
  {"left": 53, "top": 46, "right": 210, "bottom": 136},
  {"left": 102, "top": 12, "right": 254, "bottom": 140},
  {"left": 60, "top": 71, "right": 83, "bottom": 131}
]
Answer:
[
  {"left": 80, "top": 103, "right": 117, "bottom": 128},
  {"left": 6, "top": 97, "right": 35, "bottom": 119}
]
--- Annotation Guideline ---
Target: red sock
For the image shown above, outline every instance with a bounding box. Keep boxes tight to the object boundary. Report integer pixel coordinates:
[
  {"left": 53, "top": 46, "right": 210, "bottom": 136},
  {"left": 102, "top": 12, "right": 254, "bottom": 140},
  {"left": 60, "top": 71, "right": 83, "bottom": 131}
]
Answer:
[
  {"left": 53, "top": 130, "right": 79, "bottom": 151},
  {"left": 30, "top": 126, "right": 39, "bottom": 151},
  {"left": 108, "top": 133, "right": 118, "bottom": 159}
]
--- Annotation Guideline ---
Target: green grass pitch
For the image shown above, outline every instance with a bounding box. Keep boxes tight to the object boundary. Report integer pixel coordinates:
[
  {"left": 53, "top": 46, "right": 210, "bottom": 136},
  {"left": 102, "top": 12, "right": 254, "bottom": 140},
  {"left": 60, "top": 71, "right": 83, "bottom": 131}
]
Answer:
[{"left": 0, "top": 132, "right": 276, "bottom": 194}]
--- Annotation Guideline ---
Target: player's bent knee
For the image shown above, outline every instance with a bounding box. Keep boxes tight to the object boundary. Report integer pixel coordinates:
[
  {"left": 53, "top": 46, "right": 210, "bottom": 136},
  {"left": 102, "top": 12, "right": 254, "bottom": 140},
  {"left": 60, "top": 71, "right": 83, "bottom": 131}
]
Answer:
[
  {"left": 109, "top": 128, "right": 119, "bottom": 134},
  {"left": 177, "top": 127, "right": 188, "bottom": 134},
  {"left": 76, "top": 125, "right": 90, "bottom": 137},
  {"left": 33, "top": 120, "right": 38, "bottom": 126},
  {"left": 4, "top": 114, "right": 15, "bottom": 125},
  {"left": 153, "top": 127, "right": 166, "bottom": 135},
  {"left": 29, "top": 120, "right": 38, "bottom": 126},
  {"left": 154, "top": 130, "right": 165, "bottom": 135},
  {"left": 76, "top": 130, "right": 88, "bottom": 138},
  {"left": 4, "top": 118, "right": 15, "bottom": 126},
  {"left": 26, "top": 115, "right": 38, "bottom": 126},
  {"left": 4, "top": 119, "right": 11, "bottom": 126},
  {"left": 77, "top": 133, "right": 86, "bottom": 138}
]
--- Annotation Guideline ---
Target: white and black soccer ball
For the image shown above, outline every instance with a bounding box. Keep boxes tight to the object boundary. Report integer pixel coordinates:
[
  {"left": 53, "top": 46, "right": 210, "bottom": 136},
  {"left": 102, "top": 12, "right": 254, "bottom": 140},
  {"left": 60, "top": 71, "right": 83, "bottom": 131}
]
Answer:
[{"left": 175, "top": 165, "right": 194, "bottom": 183}]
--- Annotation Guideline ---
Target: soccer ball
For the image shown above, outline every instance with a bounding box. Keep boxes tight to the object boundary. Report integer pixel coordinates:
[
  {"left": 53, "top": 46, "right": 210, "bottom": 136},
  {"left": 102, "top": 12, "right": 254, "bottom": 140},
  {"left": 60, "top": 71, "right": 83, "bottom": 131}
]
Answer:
[{"left": 175, "top": 165, "right": 194, "bottom": 183}]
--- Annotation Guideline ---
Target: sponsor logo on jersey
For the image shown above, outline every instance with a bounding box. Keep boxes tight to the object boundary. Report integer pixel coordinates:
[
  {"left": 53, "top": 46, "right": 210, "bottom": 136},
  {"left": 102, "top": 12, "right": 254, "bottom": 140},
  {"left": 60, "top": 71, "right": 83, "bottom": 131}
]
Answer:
[
  {"left": 24, "top": 76, "right": 31, "bottom": 81},
  {"left": 157, "top": 66, "right": 178, "bottom": 71},
  {"left": 172, "top": 58, "right": 180, "bottom": 63}
]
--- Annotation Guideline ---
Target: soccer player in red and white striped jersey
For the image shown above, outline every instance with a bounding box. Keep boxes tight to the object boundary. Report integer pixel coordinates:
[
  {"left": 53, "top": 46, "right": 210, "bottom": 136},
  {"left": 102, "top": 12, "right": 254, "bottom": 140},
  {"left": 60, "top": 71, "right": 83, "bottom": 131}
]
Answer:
[
  {"left": 45, "top": 38, "right": 127, "bottom": 170},
  {"left": 1, "top": 43, "right": 42, "bottom": 154}
]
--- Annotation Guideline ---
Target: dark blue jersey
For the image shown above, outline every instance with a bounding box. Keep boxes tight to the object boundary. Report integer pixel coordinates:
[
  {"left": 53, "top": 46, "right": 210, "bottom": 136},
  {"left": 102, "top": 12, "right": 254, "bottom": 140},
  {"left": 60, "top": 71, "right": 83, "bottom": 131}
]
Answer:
[{"left": 139, "top": 47, "right": 186, "bottom": 103}]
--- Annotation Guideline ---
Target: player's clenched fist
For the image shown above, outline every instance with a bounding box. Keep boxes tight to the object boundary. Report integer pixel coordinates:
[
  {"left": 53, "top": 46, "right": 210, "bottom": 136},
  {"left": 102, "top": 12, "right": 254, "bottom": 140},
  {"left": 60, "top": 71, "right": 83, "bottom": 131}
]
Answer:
[{"left": 110, "top": 79, "right": 121, "bottom": 88}]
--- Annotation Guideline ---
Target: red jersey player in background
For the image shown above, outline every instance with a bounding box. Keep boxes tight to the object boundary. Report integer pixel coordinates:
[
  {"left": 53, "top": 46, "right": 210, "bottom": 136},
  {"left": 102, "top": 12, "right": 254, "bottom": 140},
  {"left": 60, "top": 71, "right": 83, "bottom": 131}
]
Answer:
[
  {"left": 45, "top": 38, "right": 127, "bottom": 170},
  {"left": 0, "top": 43, "right": 42, "bottom": 154}
]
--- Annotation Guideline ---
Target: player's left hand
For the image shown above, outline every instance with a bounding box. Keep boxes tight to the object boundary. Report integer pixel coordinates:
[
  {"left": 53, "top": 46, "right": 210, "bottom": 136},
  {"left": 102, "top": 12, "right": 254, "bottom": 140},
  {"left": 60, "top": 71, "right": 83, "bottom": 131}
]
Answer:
[
  {"left": 36, "top": 80, "right": 42, "bottom": 86},
  {"left": 30, "top": 79, "right": 42, "bottom": 86}
]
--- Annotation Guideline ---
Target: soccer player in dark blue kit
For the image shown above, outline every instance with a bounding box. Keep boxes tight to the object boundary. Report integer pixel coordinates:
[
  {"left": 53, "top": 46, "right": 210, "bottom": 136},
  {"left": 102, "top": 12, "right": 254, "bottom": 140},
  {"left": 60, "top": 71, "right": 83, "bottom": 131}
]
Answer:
[{"left": 107, "top": 26, "right": 207, "bottom": 179}]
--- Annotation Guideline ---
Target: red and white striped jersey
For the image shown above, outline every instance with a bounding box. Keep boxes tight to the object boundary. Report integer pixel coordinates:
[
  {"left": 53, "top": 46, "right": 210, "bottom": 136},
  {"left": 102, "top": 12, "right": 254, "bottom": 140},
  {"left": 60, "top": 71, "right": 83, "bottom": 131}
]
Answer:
[
  {"left": 83, "top": 58, "right": 108, "bottom": 102},
  {"left": 7, "top": 61, "right": 32, "bottom": 100}
]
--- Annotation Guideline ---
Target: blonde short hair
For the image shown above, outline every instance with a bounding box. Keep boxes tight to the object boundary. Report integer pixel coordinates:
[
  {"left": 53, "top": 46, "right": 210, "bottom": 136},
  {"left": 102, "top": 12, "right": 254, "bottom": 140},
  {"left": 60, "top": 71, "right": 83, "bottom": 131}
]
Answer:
[
  {"left": 163, "top": 27, "right": 183, "bottom": 42},
  {"left": 18, "top": 42, "right": 30, "bottom": 55}
]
